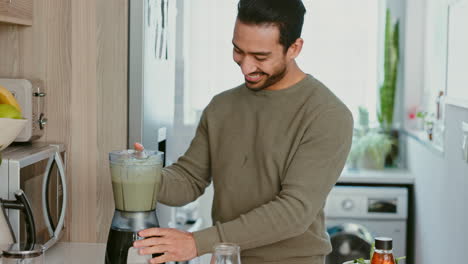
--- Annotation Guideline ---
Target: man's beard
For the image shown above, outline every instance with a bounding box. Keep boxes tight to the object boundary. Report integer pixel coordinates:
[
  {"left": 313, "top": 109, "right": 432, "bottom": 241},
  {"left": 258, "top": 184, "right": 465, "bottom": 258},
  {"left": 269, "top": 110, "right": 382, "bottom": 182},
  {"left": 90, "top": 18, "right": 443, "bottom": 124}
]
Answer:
[{"left": 245, "top": 65, "right": 288, "bottom": 92}]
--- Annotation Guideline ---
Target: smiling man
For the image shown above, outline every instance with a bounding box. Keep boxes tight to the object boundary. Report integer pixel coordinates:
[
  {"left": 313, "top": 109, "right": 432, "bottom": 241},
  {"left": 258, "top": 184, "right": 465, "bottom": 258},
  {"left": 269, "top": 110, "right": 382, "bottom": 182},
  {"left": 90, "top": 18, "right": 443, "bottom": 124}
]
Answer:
[{"left": 133, "top": 0, "right": 354, "bottom": 264}]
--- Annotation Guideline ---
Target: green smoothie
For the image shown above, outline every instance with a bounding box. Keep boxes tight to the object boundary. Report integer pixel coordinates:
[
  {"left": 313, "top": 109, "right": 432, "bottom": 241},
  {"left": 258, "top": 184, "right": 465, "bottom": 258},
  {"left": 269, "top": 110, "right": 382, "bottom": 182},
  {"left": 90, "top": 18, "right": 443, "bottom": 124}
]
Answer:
[{"left": 110, "top": 152, "right": 163, "bottom": 212}]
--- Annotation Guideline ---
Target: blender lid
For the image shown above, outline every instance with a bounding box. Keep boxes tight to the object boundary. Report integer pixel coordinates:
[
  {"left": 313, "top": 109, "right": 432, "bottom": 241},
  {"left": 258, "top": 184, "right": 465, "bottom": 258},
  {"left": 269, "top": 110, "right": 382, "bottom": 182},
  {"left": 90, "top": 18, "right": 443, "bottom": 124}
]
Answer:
[
  {"left": 2, "top": 243, "right": 44, "bottom": 258},
  {"left": 109, "top": 149, "right": 163, "bottom": 163}
]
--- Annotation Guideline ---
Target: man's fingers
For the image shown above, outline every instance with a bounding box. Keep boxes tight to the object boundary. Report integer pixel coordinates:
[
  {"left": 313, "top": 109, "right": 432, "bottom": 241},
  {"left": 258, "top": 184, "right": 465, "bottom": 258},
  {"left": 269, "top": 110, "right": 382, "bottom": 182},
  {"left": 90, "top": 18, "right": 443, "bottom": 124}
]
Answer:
[
  {"left": 138, "top": 228, "right": 170, "bottom": 238},
  {"left": 149, "top": 253, "right": 171, "bottom": 264},
  {"left": 133, "top": 237, "right": 169, "bottom": 248},
  {"left": 139, "top": 245, "right": 170, "bottom": 255}
]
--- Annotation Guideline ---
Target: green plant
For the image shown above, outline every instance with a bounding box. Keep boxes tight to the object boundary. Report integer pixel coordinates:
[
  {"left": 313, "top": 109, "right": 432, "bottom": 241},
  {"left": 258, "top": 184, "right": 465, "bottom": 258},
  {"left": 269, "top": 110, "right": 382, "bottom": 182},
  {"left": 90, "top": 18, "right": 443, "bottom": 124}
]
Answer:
[
  {"left": 352, "top": 256, "right": 406, "bottom": 264},
  {"left": 348, "top": 131, "right": 393, "bottom": 169},
  {"left": 395, "top": 256, "right": 407, "bottom": 263},
  {"left": 352, "top": 259, "right": 366, "bottom": 264},
  {"left": 416, "top": 111, "right": 436, "bottom": 140},
  {"left": 377, "top": 9, "right": 399, "bottom": 131},
  {"left": 416, "top": 111, "right": 427, "bottom": 120}
]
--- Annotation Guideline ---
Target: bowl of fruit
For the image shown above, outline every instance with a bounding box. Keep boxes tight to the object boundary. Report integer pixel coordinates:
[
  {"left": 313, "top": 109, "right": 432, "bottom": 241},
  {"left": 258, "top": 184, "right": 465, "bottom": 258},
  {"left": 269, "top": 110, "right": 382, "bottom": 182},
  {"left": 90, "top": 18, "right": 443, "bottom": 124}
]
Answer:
[{"left": 0, "top": 85, "right": 27, "bottom": 152}]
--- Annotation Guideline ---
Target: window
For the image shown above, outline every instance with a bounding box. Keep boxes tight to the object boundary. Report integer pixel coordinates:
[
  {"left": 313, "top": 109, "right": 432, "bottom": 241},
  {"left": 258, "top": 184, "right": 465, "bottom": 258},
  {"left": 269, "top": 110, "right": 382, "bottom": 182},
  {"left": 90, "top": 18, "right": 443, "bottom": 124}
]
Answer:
[{"left": 183, "top": 0, "right": 384, "bottom": 125}]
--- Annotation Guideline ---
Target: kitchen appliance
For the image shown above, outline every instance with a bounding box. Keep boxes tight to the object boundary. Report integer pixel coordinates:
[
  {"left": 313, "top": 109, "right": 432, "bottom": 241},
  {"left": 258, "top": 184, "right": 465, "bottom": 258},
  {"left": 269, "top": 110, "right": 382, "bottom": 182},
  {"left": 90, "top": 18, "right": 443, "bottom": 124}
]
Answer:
[
  {"left": 0, "top": 78, "right": 47, "bottom": 142},
  {"left": 325, "top": 186, "right": 408, "bottom": 264},
  {"left": 0, "top": 143, "right": 67, "bottom": 252},
  {"left": 105, "top": 149, "right": 165, "bottom": 264},
  {"left": 0, "top": 190, "right": 45, "bottom": 264}
]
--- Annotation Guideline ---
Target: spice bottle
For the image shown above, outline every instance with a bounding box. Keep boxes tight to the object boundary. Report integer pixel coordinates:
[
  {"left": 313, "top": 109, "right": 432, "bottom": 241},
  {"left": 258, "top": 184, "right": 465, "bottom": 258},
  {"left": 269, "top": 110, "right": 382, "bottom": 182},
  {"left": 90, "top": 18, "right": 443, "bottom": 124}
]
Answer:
[{"left": 371, "top": 237, "right": 396, "bottom": 264}]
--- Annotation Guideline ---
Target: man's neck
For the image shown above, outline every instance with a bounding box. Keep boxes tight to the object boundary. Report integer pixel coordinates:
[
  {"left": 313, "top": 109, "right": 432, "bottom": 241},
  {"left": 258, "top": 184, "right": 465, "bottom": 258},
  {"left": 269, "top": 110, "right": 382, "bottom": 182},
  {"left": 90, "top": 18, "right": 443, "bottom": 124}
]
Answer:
[{"left": 264, "top": 65, "right": 306, "bottom": 91}]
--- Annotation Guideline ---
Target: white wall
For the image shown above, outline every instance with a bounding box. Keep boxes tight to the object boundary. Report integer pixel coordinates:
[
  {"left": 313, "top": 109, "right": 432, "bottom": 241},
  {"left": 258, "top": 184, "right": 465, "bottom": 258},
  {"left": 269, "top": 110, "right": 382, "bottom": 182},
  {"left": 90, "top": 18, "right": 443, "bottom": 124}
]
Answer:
[
  {"left": 405, "top": 0, "right": 468, "bottom": 263},
  {"left": 407, "top": 105, "right": 468, "bottom": 263}
]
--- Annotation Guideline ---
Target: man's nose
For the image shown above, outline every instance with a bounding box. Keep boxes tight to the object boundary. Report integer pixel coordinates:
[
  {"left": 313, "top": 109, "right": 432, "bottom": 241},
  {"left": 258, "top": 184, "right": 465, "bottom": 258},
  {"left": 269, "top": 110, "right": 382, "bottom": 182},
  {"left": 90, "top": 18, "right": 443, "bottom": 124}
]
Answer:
[{"left": 239, "top": 58, "right": 257, "bottom": 76}]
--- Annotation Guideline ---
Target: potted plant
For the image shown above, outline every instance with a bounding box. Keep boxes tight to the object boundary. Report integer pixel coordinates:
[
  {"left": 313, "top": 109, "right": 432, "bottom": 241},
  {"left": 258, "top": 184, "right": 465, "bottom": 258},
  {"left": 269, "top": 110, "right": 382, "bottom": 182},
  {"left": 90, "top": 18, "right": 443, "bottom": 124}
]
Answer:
[
  {"left": 348, "top": 130, "right": 393, "bottom": 170},
  {"left": 376, "top": 8, "right": 401, "bottom": 168}
]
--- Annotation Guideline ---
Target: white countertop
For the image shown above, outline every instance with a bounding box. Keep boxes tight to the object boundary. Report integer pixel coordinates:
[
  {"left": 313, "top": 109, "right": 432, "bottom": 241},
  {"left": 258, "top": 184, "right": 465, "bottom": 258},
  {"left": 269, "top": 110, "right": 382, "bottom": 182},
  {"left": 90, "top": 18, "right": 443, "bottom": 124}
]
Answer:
[
  {"left": 0, "top": 243, "right": 105, "bottom": 264},
  {"left": 0, "top": 242, "right": 172, "bottom": 264},
  {"left": 44, "top": 242, "right": 106, "bottom": 264},
  {"left": 338, "top": 168, "right": 415, "bottom": 185}
]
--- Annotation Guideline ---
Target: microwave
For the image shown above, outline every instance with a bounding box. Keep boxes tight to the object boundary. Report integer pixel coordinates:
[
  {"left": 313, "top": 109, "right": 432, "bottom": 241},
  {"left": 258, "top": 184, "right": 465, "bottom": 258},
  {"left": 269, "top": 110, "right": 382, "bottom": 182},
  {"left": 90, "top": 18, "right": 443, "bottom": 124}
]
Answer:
[{"left": 0, "top": 143, "right": 67, "bottom": 251}]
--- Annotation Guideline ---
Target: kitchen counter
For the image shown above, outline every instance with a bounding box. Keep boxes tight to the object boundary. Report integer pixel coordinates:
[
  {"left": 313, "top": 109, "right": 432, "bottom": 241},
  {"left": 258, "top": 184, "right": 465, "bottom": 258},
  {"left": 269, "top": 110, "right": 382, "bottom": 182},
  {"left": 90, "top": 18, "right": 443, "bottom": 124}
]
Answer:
[
  {"left": 338, "top": 168, "right": 415, "bottom": 185},
  {"left": 0, "top": 243, "right": 105, "bottom": 264},
  {"left": 43, "top": 243, "right": 106, "bottom": 264},
  {"left": 1, "top": 242, "right": 184, "bottom": 263}
]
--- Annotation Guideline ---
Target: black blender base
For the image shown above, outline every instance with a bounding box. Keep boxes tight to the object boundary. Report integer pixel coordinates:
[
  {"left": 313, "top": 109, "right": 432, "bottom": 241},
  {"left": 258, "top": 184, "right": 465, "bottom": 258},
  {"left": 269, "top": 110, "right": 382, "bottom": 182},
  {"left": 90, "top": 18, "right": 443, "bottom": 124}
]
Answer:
[{"left": 105, "top": 229, "right": 163, "bottom": 264}]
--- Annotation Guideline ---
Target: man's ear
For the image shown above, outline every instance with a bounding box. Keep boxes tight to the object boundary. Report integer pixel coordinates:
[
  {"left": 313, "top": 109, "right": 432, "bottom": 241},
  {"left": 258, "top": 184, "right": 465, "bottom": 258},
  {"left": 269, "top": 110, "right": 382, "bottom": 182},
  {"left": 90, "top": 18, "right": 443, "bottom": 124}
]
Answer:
[{"left": 287, "top": 38, "right": 304, "bottom": 60}]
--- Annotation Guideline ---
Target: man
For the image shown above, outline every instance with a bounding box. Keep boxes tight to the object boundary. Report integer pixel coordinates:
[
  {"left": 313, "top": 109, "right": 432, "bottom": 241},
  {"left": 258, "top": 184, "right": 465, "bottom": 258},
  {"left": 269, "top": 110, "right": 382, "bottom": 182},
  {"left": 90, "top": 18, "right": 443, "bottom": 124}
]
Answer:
[{"left": 134, "top": 0, "right": 353, "bottom": 263}]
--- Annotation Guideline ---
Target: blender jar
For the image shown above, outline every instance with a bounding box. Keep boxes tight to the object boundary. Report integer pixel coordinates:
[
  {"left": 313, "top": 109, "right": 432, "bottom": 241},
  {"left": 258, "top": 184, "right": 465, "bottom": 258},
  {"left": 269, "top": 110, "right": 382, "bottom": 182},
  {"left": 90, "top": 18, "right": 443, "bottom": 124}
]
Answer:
[{"left": 109, "top": 150, "right": 163, "bottom": 212}]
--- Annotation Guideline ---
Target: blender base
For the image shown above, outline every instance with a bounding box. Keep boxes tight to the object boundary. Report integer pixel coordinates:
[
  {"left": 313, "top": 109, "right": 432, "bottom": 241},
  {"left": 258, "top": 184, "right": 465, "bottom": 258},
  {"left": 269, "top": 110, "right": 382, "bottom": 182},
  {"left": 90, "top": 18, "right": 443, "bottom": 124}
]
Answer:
[
  {"left": 105, "top": 229, "right": 163, "bottom": 264},
  {"left": 105, "top": 210, "right": 164, "bottom": 264}
]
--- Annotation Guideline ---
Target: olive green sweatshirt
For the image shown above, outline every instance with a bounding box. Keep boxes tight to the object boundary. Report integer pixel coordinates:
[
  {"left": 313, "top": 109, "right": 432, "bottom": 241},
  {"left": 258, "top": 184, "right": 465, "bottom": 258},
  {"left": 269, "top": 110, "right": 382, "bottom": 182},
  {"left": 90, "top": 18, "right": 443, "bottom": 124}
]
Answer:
[{"left": 158, "top": 74, "right": 354, "bottom": 264}]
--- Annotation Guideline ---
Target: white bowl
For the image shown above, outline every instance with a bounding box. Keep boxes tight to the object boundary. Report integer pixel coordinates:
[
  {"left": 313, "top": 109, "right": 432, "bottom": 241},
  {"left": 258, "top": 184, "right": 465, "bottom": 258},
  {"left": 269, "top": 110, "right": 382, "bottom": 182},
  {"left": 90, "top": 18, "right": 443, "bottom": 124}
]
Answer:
[{"left": 0, "top": 118, "right": 27, "bottom": 151}]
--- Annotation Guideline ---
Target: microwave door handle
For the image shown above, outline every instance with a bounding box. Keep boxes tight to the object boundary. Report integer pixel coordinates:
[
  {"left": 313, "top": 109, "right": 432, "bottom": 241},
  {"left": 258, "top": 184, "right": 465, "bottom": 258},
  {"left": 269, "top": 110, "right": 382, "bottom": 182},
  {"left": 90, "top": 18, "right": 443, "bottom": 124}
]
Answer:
[
  {"left": 53, "top": 151, "right": 67, "bottom": 240},
  {"left": 42, "top": 154, "right": 55, "bottom": 237},
  {"left": 14, "top": 190, "right": 37, "bottom": 249},
  {"left": 41, "top": 150, "right": 67, "bottom": 251}
]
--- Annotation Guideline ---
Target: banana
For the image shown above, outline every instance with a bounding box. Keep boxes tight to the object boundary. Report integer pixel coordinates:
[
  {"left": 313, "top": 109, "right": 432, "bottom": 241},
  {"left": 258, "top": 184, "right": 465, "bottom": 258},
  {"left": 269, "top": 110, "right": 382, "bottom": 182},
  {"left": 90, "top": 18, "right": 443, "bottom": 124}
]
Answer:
[{"left": 0, "top": 84, "right": 22, "bottom": 113}]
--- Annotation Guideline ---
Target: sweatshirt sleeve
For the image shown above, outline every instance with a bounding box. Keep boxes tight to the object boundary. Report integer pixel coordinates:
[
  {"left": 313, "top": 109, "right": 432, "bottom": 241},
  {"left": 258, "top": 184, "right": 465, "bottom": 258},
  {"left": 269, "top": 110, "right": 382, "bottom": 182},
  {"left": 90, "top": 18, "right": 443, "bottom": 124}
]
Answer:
[
  {"left": 192, "top": 107, "right": 354, "bottom": 255},
  {"left": 157, "top": 109, "right": 211, "bottom": 206}
]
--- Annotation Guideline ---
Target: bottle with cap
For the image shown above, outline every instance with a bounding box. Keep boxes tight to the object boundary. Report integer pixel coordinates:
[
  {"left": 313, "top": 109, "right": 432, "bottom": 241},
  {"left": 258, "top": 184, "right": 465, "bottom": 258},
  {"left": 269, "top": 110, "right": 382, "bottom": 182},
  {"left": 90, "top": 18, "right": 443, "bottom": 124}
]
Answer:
[{"left": 370, "top": 237, "right": 396, "bottom": 264}]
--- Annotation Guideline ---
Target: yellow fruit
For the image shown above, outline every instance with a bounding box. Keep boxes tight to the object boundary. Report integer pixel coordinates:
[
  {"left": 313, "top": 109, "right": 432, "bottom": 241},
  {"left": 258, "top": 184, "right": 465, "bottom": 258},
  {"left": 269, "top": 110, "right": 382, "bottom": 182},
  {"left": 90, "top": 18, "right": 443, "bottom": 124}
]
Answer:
[
  {"left": 0, "top": 104, "right": 22, "bottom": 119},
  {"left": 0, "top": 84, "right": 22, "bottom": 113}
]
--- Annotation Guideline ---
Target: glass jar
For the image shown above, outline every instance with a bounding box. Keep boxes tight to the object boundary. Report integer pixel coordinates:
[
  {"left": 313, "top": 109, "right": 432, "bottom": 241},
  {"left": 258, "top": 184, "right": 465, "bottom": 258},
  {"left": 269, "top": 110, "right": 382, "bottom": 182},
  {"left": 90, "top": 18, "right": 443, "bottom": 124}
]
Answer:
[
  {"left": 210, "top": 243, "right": 241, "bottom": 264},
  {"left": 370, "top": 237, "right": 395, "bottom": 264}
]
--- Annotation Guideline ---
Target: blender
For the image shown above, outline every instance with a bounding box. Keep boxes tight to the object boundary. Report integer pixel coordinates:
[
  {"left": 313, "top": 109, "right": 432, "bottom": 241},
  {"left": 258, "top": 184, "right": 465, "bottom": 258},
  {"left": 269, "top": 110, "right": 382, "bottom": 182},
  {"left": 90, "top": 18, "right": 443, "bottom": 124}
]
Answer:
[{"left": 105, "top": 148, "right": 164, "bottom": 264}]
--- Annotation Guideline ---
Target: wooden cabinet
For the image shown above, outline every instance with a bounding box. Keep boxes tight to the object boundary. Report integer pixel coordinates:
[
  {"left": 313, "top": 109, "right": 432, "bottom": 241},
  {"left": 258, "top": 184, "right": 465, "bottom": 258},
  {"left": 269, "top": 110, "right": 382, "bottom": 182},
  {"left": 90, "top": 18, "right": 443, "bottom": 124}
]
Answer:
[{"left": 0, "top": 0, "right": 32, "bottom": 26}]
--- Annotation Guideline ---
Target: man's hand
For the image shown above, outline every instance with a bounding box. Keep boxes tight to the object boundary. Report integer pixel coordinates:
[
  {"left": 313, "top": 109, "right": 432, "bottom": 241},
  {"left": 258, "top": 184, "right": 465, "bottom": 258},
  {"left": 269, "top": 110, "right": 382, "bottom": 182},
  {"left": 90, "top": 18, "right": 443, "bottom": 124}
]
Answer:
[{"left": 133, "top": 228, "right": 198, "bottom": 264}]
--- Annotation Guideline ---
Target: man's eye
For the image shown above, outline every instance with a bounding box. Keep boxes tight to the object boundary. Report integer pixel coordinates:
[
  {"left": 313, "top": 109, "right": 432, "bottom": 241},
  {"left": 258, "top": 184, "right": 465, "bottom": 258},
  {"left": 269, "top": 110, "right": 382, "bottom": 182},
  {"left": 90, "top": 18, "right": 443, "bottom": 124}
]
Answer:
[
  {"left": 256, "top": 57, "right": 267, "bottom": 61},
  {"left": 234, "top": 48, "right": 242, "bottom": 54}
]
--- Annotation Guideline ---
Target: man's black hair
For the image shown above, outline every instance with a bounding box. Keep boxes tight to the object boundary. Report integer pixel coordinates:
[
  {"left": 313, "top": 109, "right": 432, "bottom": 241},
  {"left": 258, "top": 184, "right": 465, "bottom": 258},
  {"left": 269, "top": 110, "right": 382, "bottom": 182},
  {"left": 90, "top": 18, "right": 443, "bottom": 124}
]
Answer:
[{"left": 237, "top": 0, "right": 306, "bottom": 52}]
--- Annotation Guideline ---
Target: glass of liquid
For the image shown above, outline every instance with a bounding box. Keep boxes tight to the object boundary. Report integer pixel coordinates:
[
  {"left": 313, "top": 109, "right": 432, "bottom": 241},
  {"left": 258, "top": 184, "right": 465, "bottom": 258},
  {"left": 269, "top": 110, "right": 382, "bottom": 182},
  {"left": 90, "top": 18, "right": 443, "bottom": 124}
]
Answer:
[{"left": 210, "top": 243, "right": 241, "bottom": 264}]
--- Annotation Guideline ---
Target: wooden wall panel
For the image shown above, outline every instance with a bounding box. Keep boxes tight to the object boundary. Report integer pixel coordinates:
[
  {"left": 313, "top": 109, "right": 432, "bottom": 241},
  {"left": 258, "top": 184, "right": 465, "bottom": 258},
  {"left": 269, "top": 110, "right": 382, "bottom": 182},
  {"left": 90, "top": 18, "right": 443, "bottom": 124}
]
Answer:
[
  {"left": 0, "top": 0, "right": 128, "bottom": 242},
  {"left": 96, "top": 0, "right": 128, "bottom": 242},
  {"left": 0, "top": 24, "right": 22, "bottom": 76},
  {"left": 69, "top": 0, "right": 98, "bottom": 242}
]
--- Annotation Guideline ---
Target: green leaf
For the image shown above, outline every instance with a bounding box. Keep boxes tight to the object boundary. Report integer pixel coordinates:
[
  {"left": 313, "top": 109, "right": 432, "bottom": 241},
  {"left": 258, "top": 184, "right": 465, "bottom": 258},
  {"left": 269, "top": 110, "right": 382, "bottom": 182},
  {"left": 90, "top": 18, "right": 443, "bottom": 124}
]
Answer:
[
  {"left": 378, "top": 8, "right": 399, "bottom": 130},
  {"left": 395, "top": 256, "right": 406, "bottom": 264},
  {"left": 352, "top": 258, "right": 367, "bottom": 264}
]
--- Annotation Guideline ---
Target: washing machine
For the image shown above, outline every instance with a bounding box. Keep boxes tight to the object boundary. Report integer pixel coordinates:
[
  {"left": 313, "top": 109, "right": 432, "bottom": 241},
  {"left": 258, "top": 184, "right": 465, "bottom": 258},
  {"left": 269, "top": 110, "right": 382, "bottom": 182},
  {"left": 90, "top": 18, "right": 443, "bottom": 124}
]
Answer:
[{"left": 324, "top": 186, "right": 408, "bottom": 264}]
